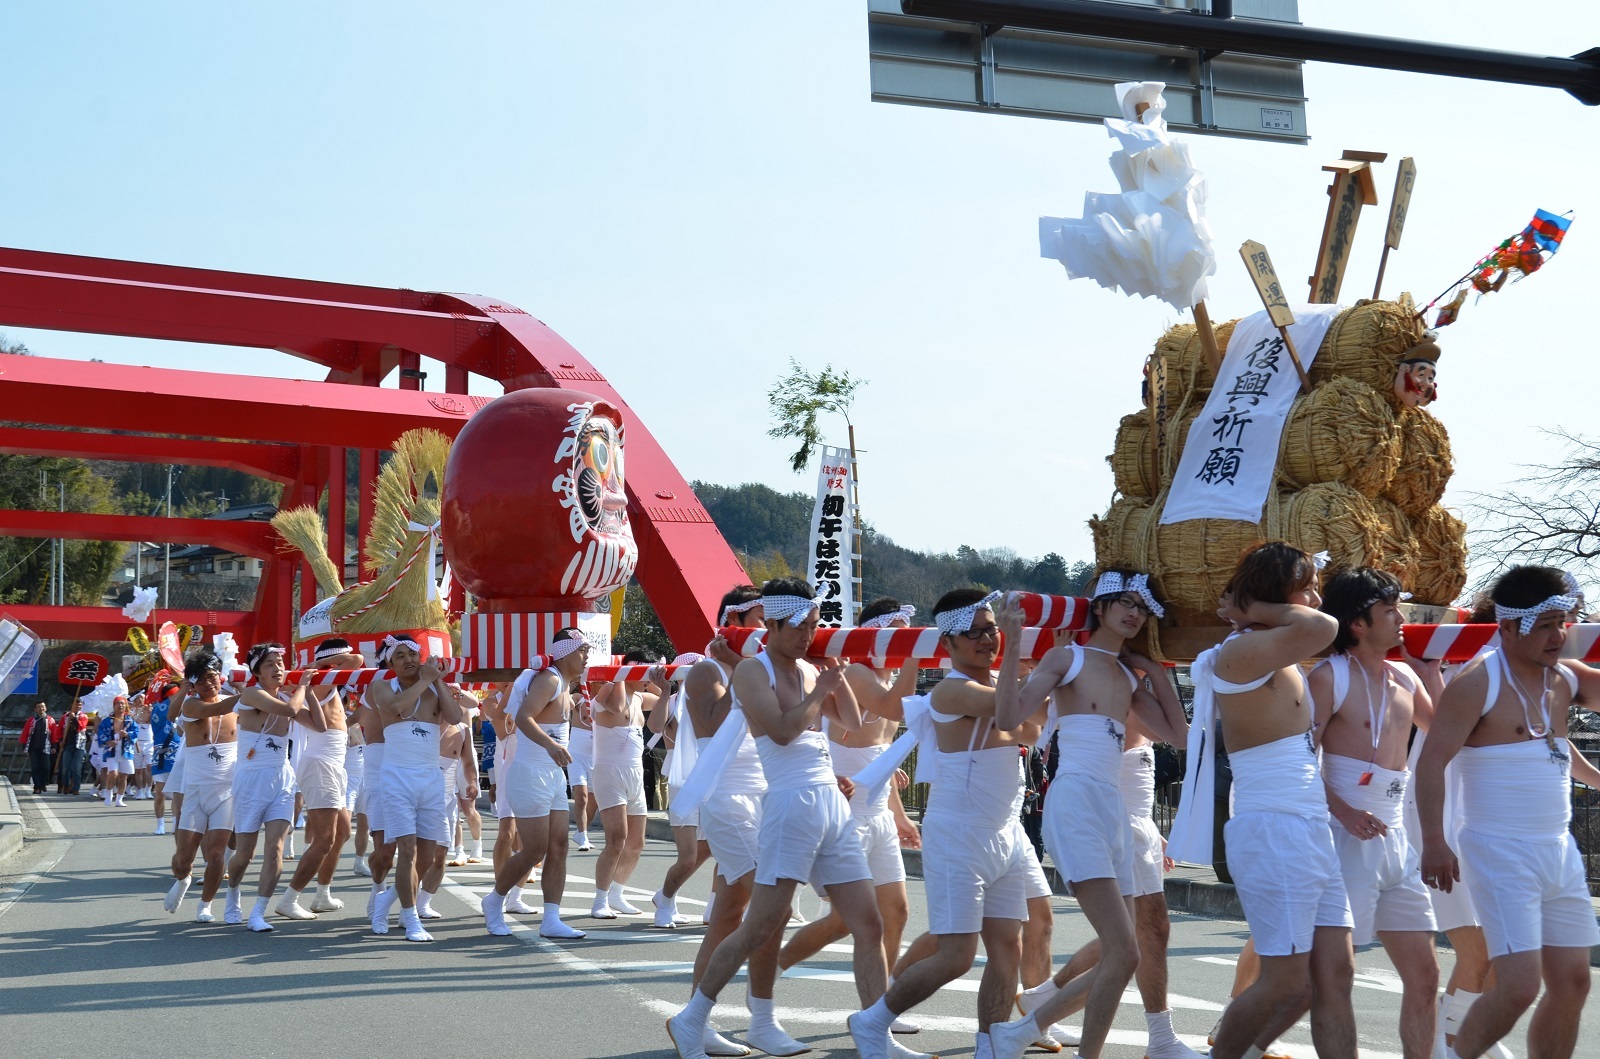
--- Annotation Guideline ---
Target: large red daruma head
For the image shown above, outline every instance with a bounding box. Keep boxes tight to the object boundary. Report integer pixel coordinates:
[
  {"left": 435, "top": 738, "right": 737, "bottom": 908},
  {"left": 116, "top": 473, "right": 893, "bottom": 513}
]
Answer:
[{"left": 442, "top": 388, "right": 639, "bottom": 609}]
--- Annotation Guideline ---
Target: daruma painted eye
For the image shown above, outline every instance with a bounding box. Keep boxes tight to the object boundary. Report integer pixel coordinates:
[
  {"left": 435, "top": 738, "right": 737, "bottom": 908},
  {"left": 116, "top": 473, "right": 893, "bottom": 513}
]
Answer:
[
  {"left": 587, "top": 437, "right": 611, "bottom": 477},
  {"left": 577, "top": 465, "right": 603, "bottom": 525}
]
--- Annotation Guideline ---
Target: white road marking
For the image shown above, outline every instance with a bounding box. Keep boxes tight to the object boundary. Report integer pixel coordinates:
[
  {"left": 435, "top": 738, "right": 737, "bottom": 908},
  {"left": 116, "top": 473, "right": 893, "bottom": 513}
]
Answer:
[
  {"left": 30, "top": 796, "right": 67, "bottom": 835},
  {"left": 1196, "top": 955, "right": 1238, "bottom": 967},
  {"left": 0, "top": 843, "right": 71, "bottom": 918}
]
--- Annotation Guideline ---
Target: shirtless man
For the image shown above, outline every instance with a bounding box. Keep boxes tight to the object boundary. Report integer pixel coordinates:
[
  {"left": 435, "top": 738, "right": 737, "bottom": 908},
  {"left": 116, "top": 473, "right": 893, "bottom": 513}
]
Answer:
[
  {"left": 1309, "top": 568, "right": 1439, "bottom": 1059},
  {"left": 675, "top": 584, "right": 797, "bottom": 1057},
  {"left": 591, "top": 650, "right": 659, "bottom": 918},
  {"left": 343, "top": 694, "right": 370, "bottom": 878},
  {"left": 567, "top": 676, "right": 596, "bottom": 852},
  {"left": 225, "top": 643, "right": 324, "bottom": 932},
  {"left": 853, "top": 589, "right": 1050, "bottom": 1059},
  {"left": 481, "top": 628, "right": 588, "bottom": 940},
  {"left": 480, "top": 681, "right": 536, "bottom": 914},
  {"left": 985, "top": 571, "right": 1187, "bottom": 1059},
  {"left": 646, "top": 654, "right": 712, "bottom": 930},
  {"left": 418, "top": 705, "right": 479, "bottom": 919},
  {"left": 1191, "top": 542, "right": 1353, "bottom": 1059},
  {"left": 779, "top": 598, "right": 921, "bottom": 1018},
  {"left": 1419, "top": 565, "right": 1600, "bottom": 1059},
  {"left": 163, "top": 653, "right": 238, "bottom": 922},
  {"left": 275, "top": 638, "right": 362, "bottom": 920},
  {"left": 669, "top": 578, "right": 893, "bottom": 1059},
  {"left": 366, "top": 635, "right": 465, "bottom": 942},
  {"left": 354, "top": 679, "right": 398, "bottom": 915}
]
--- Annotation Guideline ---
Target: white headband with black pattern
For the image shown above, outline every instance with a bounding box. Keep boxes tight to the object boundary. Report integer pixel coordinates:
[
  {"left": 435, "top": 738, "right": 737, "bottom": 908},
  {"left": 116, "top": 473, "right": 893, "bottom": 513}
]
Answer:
[
  {"left": 719, "top": 598, "right": 763, "bottom": 627},
  {"left": 378, "top": 634, "right": 419, "bottom": 665},
  {"left": 861, "top": 604, "right": 916, "bottom": 630},
  {"left": 934, "top": 591, "right": 1003, "bottom": 635},
  {"left": 1091, "top": 572, "right": 1165, "bottom": 618},
  {"left": 1495, "top": 595, "right": 1579, "bottom": 634},
  {"left": 548, "top": 636, "right": 587, "bottom": 661},
  {"left": 761, "top": 595, "right": 821, "bottom": 627}
]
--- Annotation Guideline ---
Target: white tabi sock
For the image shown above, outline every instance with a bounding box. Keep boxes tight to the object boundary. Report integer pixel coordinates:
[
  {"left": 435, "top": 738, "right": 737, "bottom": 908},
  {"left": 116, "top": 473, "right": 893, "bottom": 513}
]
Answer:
[
  {"left": 856, "top": 997, "right": 896, "bottom": 1037},
  {"left": 747, "top": 994, "right": 779, "bottom": 1030},
  {"left": 681, "top": 989, "right": 715, "bottom": 1028},
  {"left": 1446, "top": 991, "right": 1477, "bottom": 1035},
  {"left": 1242, "top": 1047, "right": 1266, "bottom": 1059},
  {"left": 1145, "top": 1009, "right": 1180, "bottom": 1049},
  {"left": 252, "top": 896, "right": 270, "bottom": 917},
  {"left": 417, "top": 889, "right": 434, "bottom": 916}
]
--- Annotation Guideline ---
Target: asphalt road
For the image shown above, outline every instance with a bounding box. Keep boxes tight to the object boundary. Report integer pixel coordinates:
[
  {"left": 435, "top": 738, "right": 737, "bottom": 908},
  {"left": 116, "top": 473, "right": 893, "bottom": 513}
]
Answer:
[{"left": 1, "top": 791, "right": 1591, "bottom": 1059}]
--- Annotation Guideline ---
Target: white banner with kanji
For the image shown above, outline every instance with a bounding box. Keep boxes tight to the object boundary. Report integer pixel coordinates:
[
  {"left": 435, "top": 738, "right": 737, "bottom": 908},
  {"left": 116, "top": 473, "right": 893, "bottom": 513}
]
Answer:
[
  {"left": 1160, "top": 304, "right": 1342, "bottom": 525},
  {"left": 807, "top": 445, "right": 857, "bottom": 628}
]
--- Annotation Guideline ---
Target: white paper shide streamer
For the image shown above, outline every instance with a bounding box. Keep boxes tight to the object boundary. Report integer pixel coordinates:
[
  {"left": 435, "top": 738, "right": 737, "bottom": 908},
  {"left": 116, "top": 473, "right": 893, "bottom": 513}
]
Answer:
[{"left": 1039, "top": 82, "right": 1215, "bottom": 312}]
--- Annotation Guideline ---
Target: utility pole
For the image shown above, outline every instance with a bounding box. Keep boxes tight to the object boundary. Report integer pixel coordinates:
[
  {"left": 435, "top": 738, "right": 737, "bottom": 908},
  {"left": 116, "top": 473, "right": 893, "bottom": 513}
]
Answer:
[
  {"left": 164, "top": 466, "right": 174, "bottom": 609},
  {"left": 57, "top": 482, "right": 65, "bottom": 606}
]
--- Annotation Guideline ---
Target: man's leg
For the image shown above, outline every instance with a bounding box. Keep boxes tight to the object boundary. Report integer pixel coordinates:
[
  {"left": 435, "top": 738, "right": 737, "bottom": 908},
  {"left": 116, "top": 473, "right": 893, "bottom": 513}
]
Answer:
[
  {"left": 1133, "top": 892, "right": 1206, "bottom": 1058},
  {"left": 199, "top": 829, "right": 231, "bottom": 914},
  {"left": 393, "top": 835, "right": 420, "bottom": 907},
  {"left": 538, "top": 809, "right": 584, "bottom": 938},
  {"left": 417, "top": 843, "right": 447, "bottom": 918},
  {"left": 483, "top": 814, "right": 551, "bottom": 934},
  {"left": 1022, "top": 879, "right": 1138, "bottom": 1059},
  {"left": 593, "top": 803, "right": 630, "bottom": 915},
  {"left": 670, "top": 879, "right": 800, "bottom": 1055},
  {"left": 825, "top": 877, "right": 888, "bottom": 1006},
  {"left": 1306, "top": 926, "right": 1357, "bottom": 1059},
  {"left": 1376, "top": 930, "right": 1439, "bottom": 1059},
  {"left": 165, "top": 830, "right": 202, "bottom": 914},
  {"left": 280, "top": 807, "right": 339, "bottom": 915},
  {"left": 657, "top": 827, "right": 711, "bottom": 928},
  {"left": 1452, "top": 950, "right": 1542, "bottom": 1059},
  {"left": 571, "top": 783, "right": 592, "bottom": 848},
  {"left": 1210, "top": 952, "right": 1312, "bottom": 1059},
  {"left": 318, "top": 811, "right": 351, "bottom": 889},
  {"left": 1021, "top": 894, "right": 1055, "bottom": 988},
  {"left": 780, "top": 906, "right": 849, "bottom": 968},
  {"left": 1522, "top": 945, "right": 1591, "bottom": 1059},
  {"left": 244, "top": 819, "right": 291, "bottom": 932},
  {"left": 225, "top": 829, "right": 261, "bottom": 924},
  {"left": 978, "top": 917, "right": 1025, "bottom": 1030}
]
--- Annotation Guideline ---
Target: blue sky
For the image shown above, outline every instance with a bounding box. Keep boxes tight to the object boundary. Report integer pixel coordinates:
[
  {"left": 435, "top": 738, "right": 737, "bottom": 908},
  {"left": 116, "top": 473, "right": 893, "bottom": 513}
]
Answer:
[{"left": 2, "top": 1, "right": 1596, "bottom": 574}]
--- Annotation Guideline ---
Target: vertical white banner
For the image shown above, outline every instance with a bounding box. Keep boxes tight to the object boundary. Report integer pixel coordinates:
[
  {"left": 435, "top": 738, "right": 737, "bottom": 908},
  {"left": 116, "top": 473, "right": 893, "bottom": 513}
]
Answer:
[{"left": 807, "top": 445, "right": 856, "bottom": 628}]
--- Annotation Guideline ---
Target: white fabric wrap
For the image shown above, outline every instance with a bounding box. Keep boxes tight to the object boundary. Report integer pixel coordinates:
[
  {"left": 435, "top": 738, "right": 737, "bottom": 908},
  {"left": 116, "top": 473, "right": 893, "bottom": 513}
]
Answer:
[
  {"left": 852, "top": 693, "right": 936, "bottom": 803},
  {"left": 1165, "top": 645, "right": 1220, "bottom": 865}
]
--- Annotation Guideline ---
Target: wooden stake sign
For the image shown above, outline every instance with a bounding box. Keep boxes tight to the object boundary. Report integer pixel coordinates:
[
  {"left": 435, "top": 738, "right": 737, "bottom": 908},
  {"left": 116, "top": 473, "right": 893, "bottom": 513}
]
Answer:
[
  {"left": 1240, "top": 240, "right": 1312, "bottom": 393},
  {"left": 1309, "top": 149, "right": 1387, "bottom": 304},
  {"left": 1373, "top": 156, "right": 1417, "bottom": 300}
]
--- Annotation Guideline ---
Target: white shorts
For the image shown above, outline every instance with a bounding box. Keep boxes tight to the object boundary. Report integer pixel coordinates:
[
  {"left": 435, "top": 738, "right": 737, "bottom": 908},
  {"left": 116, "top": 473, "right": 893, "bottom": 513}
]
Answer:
[
  {"left": 702, "top": 792, "right": 763, "bottom": 885},
  {"left": 1022, "top": 841, "right": 1051, "bottom": 901},
  {"left": 232, "top": 766, "right": 296, "bottom": 834},
  {"left": 346, "top": 768, "right": 363, "bottom": 813},
  {"left": 296, "top": 758, "right": 349, "bottom": 813},
  {"left": 1227, "top": 811, "right": 1354, "bottom": 957},
  {"left": 1129, "top": 813, "right": 1165, "bottom": 899},
  {"left": 854, "top": 810, "right": 906, "bottom": 886},
  {"left": 166, "top": 751, "right": 189, "bottom": 795},
  {"left": 381, "top": 765, "right": 447, "bottom": 843},
  {"left": 1043, "top": 775, "right": 1134, "bottom": 895},
  {"left": 667, "top": 782, "right": 700, "bottom": 831},
  {"left": 505, "top": 759, "right": 570, "bottom": 820},
  {"left": 566, "top": 730, "right": 593, "bottom": 788},
  {"left": 755, "top": 783, "right": 870, "bottom": 893},
  {"left": 1331, "top": 822, "right": 1437, "bottom": 946},
  {"left": 134, "top": 745, "right": 153, "bottom": 770},
  {"left": 179, "top": 781, "right": 234, "bottom": 834},
  {"left": 922, "top": 814, "right": 1033, "bottom": 933},
  {"left": 592, "top": 762, "right": 646, "bottom": 815},
  {"left": 115, "top": 756, "right": 136, "bottom": 776},
  {"left": 1458, "top": 828, "right": 1600, "bottom": 956}
]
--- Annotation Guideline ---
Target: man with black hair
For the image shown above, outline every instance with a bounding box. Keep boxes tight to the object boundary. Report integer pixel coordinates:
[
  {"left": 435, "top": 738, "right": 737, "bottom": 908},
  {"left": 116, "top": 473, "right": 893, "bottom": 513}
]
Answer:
[
  {"left": 481, "top": 627, "right": 589, "bottom": 941},
  {"left": 1309, "top": 568, "right": 1439, "bottom": 1059},
  {"left": 366, "top": 635, "right": 464, "bottom": 942},
  {"left": 671, "top": 579, "right": 901, "bottom": 1059},
  {"left": 224, "top": 643, "right": 324, "bottom": 932},
  {"left": 1420, "top": 564, "right": 1600, "bottom": 1059},
  {"left": 780, "top": 596, "right": 922, "bottom": 1033},
  {"left": 671, "top": 584, "right": 790, "bottom": 1055},
  {"left": 275, "top": 638, "right": 362, "bottom": 920},
  {"left": 591, "top": 648, "right": 660, "bottom": 918},
  {"left": 164, "top": 652, "right": 240, "bottom": 923},
  {"left": 991, "top": 571, "right": 1190, "bottom": 1059}
]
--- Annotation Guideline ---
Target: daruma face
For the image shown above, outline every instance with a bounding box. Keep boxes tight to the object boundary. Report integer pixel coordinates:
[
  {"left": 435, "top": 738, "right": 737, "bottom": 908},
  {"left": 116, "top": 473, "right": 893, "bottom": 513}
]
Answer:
[{"left": 443, "top": 388, "right": 639, "bottom": 607}]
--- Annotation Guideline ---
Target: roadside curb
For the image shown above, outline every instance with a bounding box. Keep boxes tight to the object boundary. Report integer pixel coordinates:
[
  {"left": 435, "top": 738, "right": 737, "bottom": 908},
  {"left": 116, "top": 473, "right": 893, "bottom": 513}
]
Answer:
[{"left": 0, "top": 777, "right": 24, "bottom": 861}]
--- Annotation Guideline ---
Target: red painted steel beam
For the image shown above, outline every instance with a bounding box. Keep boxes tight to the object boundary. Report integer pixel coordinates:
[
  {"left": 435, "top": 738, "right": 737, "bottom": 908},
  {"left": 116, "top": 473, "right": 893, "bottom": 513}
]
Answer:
[
  {"left": 6, "top": 604, "right": 253, "bottom": 642},
  {"left": 0, "top": 261, "right": 499, "bottom": 376},
  {"left": 0, "top": 510, "right": 277, "bottom": 559},
  {"left": 0, "top": 352, "right": 479, "bottom": 449},
  {"left": 0, "top": 426, "right": 300, "bottom": 483},
  {"left": 451, "top": 295, "right": 749, "bottom": 647}
]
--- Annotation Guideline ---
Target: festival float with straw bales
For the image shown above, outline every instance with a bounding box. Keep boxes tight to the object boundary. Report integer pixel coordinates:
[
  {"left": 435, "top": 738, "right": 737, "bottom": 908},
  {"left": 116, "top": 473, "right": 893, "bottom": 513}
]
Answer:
[{"left": 1039, "top": 81, "right": 1570, "bottom": 659}]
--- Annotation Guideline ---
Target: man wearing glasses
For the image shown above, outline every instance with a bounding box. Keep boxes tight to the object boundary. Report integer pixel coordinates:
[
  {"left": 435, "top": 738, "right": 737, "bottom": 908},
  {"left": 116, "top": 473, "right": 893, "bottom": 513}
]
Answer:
[{"left": 989, "top": 570, "right": 1189, "bottom": 1059}]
